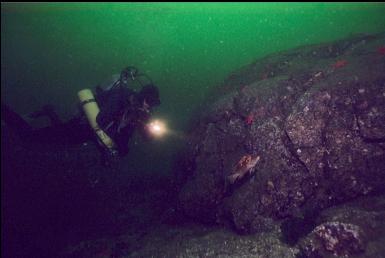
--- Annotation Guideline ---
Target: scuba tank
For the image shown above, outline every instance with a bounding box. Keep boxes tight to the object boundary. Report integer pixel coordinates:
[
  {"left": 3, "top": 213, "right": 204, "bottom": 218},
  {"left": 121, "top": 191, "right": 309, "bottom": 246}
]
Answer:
[
  {"left": 77, "top": 89, "right": 116, "bottom": 151},
  {"left": 77, "top": 66, "right": 154, "bottom": 151}
]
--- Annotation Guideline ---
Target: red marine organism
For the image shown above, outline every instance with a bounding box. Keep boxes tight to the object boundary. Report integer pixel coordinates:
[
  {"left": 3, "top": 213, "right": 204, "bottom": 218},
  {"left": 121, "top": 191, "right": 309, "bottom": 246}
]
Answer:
[
  {"left": 332, "top": 60, "right": 348, "bottom": 69},
  {"left": 377, "top": 46, "right": 385, "bottom": 55},
  {"left": 227, "top": 154, "right": 261, "bottom": 184},
  {"left": 245, "top": 113, "right": 254, "bottom": 125},
  {"left": 261, "top": 72, "right": 269, "bottom": 80}
]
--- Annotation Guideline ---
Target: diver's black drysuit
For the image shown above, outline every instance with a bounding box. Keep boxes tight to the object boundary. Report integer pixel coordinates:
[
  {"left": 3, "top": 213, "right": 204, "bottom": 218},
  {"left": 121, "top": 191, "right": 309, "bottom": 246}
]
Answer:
[
  {"left": 1, "top": 87, "right": 152, "bottom": 158},
  {"left": 2, "top": 66, "right": 160, "bottom": 165},
  {"left": 1, "top": 103, "right": 93, "bottom": 146},
  {"left": 95, "top": 86, "right": 152, "bottom": 156}
]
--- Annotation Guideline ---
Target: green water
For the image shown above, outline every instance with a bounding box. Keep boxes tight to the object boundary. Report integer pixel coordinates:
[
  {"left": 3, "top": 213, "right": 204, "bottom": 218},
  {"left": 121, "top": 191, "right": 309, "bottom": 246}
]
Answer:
[
  {"left": 2, "top": 3, "right": 385, "bottom": 128},
  {"left": 2, "top": 3, "right": 385, "bottom": 174}
]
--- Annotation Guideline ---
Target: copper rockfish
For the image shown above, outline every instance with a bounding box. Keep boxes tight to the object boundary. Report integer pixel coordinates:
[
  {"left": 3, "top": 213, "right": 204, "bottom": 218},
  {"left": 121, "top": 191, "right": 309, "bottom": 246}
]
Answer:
[{"left": 227, "top": 154, "right": 260, "bottom": 184}]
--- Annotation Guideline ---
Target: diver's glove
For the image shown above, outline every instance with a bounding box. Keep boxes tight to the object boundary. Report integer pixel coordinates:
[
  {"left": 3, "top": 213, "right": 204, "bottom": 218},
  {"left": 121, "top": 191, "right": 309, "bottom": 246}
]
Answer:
[
  {"left": 108, "top": 148, "right": 119, "bottom": 157},
  {"left": 102, "top": 147, "right": 120, "bottom": 168}
]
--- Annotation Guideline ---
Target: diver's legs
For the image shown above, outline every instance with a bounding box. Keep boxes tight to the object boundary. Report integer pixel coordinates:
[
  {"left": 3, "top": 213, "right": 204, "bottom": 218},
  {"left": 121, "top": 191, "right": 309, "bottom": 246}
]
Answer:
[
  {"left": 29, "top": 104, "right": 62, "bottom": 126},
  {"left": 1, "top": 103, "right": 33, "bottom": 137}
]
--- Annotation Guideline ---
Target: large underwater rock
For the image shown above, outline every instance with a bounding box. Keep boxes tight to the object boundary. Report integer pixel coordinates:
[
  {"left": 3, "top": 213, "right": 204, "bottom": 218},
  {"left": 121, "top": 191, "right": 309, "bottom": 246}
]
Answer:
[
  {"left": 60, "top": 195, "right": 385, "bottom": 258},
  {"left": 297, "top": 194, "right": 385, "bottom": 258},
  {"left": 175, "top": 33, "right": 385, "bottom": 235},
  {"left": 61, "top": 223, "right": 299, "bottom": 258}
]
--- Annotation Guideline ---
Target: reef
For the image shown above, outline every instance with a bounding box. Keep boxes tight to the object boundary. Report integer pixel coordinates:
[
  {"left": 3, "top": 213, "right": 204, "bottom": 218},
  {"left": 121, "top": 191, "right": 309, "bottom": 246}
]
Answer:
[
  {"left": 3, "top": 32, "right": 385, "bottom": 258},
  {"left": 175, "top": 32, "right": 385, "bottom": 243}
]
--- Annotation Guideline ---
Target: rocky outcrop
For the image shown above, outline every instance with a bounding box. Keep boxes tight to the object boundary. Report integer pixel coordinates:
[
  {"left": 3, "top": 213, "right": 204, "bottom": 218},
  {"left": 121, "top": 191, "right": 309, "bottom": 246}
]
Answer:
[
  {"left": 61, "top": 223, "right": 299, "bottom": 258},
  {"left": 297, "top": 194, "right": 385, "bottom": 258},
  {"left": 175, "top": 33, "right": 385, "bottom": 235},
  {"left": 60, "top": 194, "right": 385, "bottom": 258}
]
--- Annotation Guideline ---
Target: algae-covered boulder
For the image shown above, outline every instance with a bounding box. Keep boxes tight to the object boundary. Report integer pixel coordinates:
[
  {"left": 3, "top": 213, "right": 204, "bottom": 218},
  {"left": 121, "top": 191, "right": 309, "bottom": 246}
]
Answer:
[
  {"left": 175, "top": 33, "right": 385, "bottom": 234},
  {"left": 297, "top": 194, "right": 385, "bottom": 258}
]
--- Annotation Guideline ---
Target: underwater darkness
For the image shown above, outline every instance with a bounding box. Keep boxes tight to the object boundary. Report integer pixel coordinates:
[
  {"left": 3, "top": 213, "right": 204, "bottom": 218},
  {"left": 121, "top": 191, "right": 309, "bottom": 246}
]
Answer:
[{"left": 1, "top": 2, "right": 385, "bottom": 258}]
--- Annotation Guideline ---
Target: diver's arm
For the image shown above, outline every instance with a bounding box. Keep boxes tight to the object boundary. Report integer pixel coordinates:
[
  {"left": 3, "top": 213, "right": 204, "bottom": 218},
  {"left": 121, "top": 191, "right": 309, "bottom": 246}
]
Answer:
[
  {"left": 113, "top": 126, "right": 134, "bottom": 157},
  {"left": 96, "top": 88, "right": 135, "bottom": 130},
  {"left": 138, "top": 117, "right": 154, "bottom": 141},
  {"left": 96, "top": 88, "right": 124, "bottom": 129}
]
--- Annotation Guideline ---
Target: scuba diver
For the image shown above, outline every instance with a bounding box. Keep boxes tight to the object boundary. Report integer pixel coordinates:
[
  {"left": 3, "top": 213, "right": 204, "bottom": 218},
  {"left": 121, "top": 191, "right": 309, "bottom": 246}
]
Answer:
[
  {"left": 1, "top": 66, "right": 161, "bottom": 166},
  {"left": 85, "top": 66, "right": 161, "bottom": 164}
]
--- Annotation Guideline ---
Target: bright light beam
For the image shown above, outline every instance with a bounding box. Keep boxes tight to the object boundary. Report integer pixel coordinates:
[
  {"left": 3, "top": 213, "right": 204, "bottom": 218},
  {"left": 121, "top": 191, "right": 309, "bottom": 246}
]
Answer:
[{"left": 147, "top": 119, "right": 167, "bottom": 138}]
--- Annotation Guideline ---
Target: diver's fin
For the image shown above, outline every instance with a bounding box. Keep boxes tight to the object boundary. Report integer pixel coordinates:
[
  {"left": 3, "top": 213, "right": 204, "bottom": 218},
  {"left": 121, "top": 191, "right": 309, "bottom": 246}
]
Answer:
[{"left": 1, "top": 103, "right": 33, "bottom": 136}]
